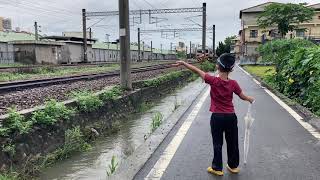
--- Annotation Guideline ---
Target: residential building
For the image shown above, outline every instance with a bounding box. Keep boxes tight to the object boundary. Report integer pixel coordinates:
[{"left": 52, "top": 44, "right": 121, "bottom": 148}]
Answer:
[
  {"left": 0, "top": 17, "right": 12, "bottom": 31},
  {"left": 0, "top": 17, "right": 3, "bottom": 31},
  {"left": 3, "top": 18, "right": 12, "bottom": 30},
  {"left": 239, "top": 2, "right": 320, "bottom": 62}
]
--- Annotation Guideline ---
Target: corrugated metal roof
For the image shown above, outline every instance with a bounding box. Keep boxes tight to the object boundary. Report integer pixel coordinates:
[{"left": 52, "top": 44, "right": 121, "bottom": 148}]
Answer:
[
  {"left": 92, "top": 42, "right": 175, "bottom": 54},
  {"left": 0, "top": 31, "right": 36, "bottom": 42}
]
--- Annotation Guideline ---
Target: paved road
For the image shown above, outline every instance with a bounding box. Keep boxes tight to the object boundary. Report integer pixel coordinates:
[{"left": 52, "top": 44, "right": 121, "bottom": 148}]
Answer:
[{"left": 135, "top": 67, "right": 320, "bottom": 180}]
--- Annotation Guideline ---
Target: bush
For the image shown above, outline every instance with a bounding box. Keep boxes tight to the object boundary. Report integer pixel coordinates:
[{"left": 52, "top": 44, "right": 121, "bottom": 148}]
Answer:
[
  {"left": 44, "top": 126, "right": 91, "bottom": 165},
  {"left": 0, "top": 108, "right": 33, "bottom": 136},
  {"left": 72, "top": 91, "right": 103, "bottom": 112},
  {"left": 143, "top": 71, "right": 185, "bottom": 87},
  {"left": 100, "top": 86, "right": 124, "bottom": 101},
  {"left": 32, "top": 99, "right": 75, "bottom": 125},
  {"left": 199, "top": 60, "right": 216, "bottom": 72},
  {"left": 258, "top": 39, "right": 320, "bottom": 116}
]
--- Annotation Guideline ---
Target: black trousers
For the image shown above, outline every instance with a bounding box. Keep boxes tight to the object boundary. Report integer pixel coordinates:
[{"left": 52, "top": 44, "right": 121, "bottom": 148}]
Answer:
[{"left": 210, "top": 113, "right": 239, "bottom": 170}]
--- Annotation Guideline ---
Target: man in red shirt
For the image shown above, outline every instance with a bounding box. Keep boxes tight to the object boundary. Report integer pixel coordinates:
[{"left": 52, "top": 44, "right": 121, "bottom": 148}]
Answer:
[{"left": 173, "top": 53, "right": 254, "bottom": 176}]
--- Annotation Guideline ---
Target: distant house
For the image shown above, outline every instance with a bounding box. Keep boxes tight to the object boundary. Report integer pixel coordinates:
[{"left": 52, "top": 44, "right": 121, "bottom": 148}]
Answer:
[
  {"left": 0, "top": 31, "right": 35, "bottom": 64},
  {"left": 41, "top": 36, "right": 96, "bottom": 64},
  {"left": 239, "top": 2, "right": 320, "bottom": 61},
  {"left": 11, "top": 40, "right": 65, "bottom": 64}
]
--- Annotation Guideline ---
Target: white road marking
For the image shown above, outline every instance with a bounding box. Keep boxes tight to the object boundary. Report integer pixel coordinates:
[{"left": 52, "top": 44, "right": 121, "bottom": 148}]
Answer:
[
  {"left": 145, "top": 88, "right": 210, "bottom": 180},
  {"left": 239, "top": 65, "right": 320, "bottom": 140}
]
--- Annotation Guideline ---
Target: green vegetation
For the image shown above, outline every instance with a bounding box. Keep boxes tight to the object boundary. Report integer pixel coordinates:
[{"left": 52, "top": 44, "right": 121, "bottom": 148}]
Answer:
[
  {"left": 1, "top": 143, "right": 16, "bottom": 157},
  {"left": 0, "top": 108, "right": 33, "bottom": 136},
  {"left": 151, "top": 112, "right": 163, "bottom": 132},
  {"left": 199, "top": 60, "right": 216, "bottom": 72},
  {"left": 100, "top": 86, "right": 124, "bottom": 101},
  {"left": 143, "top": 71, "right": 185, "bottom": 87},
  {"left": 257, "top": 3, "right": 315, "bottom": 37},
  {"left": 72, "top": 91, "right": 103, "bottom": 112},
  {"left": 43, "top": 126, "right": 91, "bottom": 166},
  {"left": 106, "top": 156, "right": 118, "bottom": 177},
  {"left": 176, "top": 51, "right": 187, "bottom": 59},
  {"left": 243, "top": 66, "right": 276, "bottom": 79},
  {"left": 216, "top": 36, "right": 236, "bottom": 56},
  {"left": 257, "top": 39, "right": 320, "bottom": 116},
  {"left": 32, "top": 100, "right": 75, "bottom": 125},
  {"left": 0, "top": 64, "right": 119, "bottom": 82},
  {"left": 0, "top": 173, "right": 19, "bottom": 180}
]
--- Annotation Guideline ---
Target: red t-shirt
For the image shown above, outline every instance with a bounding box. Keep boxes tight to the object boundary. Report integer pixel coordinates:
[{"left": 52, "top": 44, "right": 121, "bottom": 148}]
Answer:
[{"left": 204, "top": 73, "right": 242, "bottom": 113}]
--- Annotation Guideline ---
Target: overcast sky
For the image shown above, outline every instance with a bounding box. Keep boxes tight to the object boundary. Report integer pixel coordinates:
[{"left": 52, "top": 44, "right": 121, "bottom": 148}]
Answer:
[{"left": 0, "top": 0, "right": 318, "bottom": 49}]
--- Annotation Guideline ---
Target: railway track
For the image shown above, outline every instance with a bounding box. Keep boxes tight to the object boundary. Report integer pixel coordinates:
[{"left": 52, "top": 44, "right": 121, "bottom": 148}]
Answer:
[
  {"left": 0, "top": 60, "right": 176, "bottom": 73},
  {"left": 0, "top": 62, "right": 184, "bottom": 93}
]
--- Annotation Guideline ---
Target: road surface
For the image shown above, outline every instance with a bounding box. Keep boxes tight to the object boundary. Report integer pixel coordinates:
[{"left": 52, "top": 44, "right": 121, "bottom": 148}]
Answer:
[{"left": 135, "top": 67, "right": 320, "bottom": 180}]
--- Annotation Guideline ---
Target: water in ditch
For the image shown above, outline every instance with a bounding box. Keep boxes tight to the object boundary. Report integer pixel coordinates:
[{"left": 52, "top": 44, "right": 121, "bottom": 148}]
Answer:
[{"left": 39, "top": 79, "right": 206, "bottom": 180}]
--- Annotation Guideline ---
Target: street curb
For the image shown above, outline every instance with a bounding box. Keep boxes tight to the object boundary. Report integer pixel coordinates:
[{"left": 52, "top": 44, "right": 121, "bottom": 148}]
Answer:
[
  {"left": 239, "top": 65, "right": 320, "bottom": 132},
  {"left": 109, "top": 81, "right": 208, "bottom": 180}
]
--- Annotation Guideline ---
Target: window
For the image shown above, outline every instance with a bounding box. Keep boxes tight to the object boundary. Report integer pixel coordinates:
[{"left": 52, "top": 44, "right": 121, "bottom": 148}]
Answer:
[
  {"left": 296, "top": 29, "right": 305, "bottom": 37},
  {"left": 318, "top": 16, "right": 320, "bottom": 19},
  {"left": 250, "top": 30, "right": 258, "bottom": 38}
]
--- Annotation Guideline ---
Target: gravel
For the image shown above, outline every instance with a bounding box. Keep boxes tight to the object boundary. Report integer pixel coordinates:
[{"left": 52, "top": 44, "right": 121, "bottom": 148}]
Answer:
[{"left": 0, "top": 67, "right": 183, "bottom": 115}]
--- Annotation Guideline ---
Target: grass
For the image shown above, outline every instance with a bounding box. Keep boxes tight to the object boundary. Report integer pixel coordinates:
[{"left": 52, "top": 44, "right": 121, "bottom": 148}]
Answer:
[
  {"left": 243, "top": 65, "right": 276, "bottom": 79},
  {"left": 0, "top": 64, "right": 119, "bottom": 82},
  {"left": 151, "top": 112, "right": 163, "bottom": 132},
  {"left": 106, "top": 156, "right": 118, "bottom": 177},
  {"left": 42, "top": 126, "right": 91, "bottom": 167},
  {"left": 0, "top": 61, "right": 175, "bottom": 82},
  {"left": 0, "top": 173, "right": 19, "bottom": 180}
]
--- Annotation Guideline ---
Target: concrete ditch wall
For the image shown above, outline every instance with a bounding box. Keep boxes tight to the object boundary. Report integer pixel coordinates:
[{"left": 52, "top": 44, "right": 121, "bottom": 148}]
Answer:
[{"left": 0, "top": 71, "right": 192, "bottom": 172}]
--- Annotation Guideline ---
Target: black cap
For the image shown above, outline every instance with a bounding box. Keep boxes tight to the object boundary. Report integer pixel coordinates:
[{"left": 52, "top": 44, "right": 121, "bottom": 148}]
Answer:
[{"left": 217, "top": 53, "right": 235, "bottom": 69}]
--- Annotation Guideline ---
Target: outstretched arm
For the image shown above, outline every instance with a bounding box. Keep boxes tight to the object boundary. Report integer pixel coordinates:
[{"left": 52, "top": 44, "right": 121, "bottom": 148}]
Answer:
[
  {"left": 173, "top": 61, "right": 206, "bottom": 79},
  {"left": 238, "top": 92, "right": 255, "bottom": 104}
]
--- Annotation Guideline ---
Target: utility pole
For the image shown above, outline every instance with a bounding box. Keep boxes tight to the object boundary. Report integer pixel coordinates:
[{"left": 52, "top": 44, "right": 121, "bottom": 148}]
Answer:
[
  {"left": 186, "top": 46, "right": 188, "bottom": 59},
  {"left": 189, "top": 41, "right": 192, "bottom": 58},
  {"left": 150, "top": 41, "right": 153, "bottom": 62},
  {"left": 82, "top": 9, "right": 88, "bottom": 63},
  {"left": 89, "top": 28, "right": 92, "bottom": 39},
  {"left": 142, "top": 41, "right": 145, "bottom": 61},
  {"left": 160, "top": 44, "right": 163, "bottom": 54},
  {"left": 138, "top": 27, "right": 141, "bottom": 62},
  {"left": 170, "top": 42, "right": 173, "bottom": 54},
  {"left": 202, "top": 3, "right": 206, "bottom": 54},
  {"left": 119, "top": 0, "right": 132, "bottom": 89},
  {"left": 212, "top": 25, "right": 215, "bottom": 56},
  {"left": 34, "top": 21, "right": 39, "bottom": 41}
]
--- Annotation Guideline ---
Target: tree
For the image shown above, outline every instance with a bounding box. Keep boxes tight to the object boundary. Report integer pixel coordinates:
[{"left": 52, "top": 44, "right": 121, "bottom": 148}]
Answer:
[
  {"left": 257, "top": 3, "right": 315, "bottom": 37},
  {"left": 216, "top": 36, "right": 236, "bottom": 56}
]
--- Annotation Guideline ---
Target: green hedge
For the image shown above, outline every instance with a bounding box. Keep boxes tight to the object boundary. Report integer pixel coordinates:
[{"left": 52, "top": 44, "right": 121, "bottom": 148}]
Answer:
[{"left": 258, "top": 39, "right": 320, "bottom": 116}]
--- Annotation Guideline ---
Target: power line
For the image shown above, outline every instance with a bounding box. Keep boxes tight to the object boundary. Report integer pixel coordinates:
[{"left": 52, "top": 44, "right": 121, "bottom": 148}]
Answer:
[{"left": 86, "top": 7, "right": 203, "bottom": 17}]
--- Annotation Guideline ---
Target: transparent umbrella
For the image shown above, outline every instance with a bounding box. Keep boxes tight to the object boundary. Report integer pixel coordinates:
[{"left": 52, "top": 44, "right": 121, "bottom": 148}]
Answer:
[{"left": 244, "top": 102, "right": 255, "bottom": 165}]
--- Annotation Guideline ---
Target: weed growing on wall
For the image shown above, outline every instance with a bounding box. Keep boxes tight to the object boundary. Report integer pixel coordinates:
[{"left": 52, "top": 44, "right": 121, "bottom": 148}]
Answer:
[
  {"left": 100, "top": 86, "right": 124, "bottom": 101},
  {"left": 32, "top": 99, "right": 75, "bottom": 125},
  {"left": 72, "top": 91, "right": 103, "bottom": 112},
  {"left": 1, "top": 143, "right": 16, "bottom": 157},
  {"left": 0, "top": 108, "right": 33, "bottom": 136},
  {"left": 43, "top": 126, "right": 91, "bottom": 166}
]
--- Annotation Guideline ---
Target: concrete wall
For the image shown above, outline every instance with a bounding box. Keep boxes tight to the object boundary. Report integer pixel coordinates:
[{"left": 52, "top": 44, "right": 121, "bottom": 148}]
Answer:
[
  {"left": 92, "top": 48, "right": 176, "bottom": 62},
  {"left": 61, "top": 43, "right": 94, "bottom": 64},
  {"left": 14, "top": 44, "right": 63, "bottom": 64},
  {"left": 0, "top": 42, "right": 14, "bottom": 64}
]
